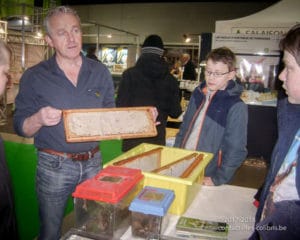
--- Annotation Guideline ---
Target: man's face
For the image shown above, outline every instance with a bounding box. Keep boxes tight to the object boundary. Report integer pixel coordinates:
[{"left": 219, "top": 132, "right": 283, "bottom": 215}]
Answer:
[
  {"left": 45, "top": 13, "right": 82, "bottom": 60},
  {"left": 279, "top": 50, "right": 300, "bottom": 104},
  {"left": 204, "top": 59, "right": 235, "bottom": 92}
]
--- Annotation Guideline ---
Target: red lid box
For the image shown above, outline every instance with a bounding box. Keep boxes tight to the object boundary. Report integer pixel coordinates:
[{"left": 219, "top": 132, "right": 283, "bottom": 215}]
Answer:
[{"left": 72, "top": 166, "right": 143, "bottom": 238}]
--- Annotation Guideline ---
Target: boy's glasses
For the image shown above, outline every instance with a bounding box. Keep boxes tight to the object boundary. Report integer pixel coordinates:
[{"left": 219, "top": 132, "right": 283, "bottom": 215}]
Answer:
[{"left": 204, "top": 70, "right": 233, "bottom": 78}]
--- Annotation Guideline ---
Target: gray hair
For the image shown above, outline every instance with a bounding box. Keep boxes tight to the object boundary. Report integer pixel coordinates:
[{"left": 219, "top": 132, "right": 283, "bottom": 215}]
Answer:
[
  {"left": 0, "top": 40, "right": 11, "bottom": 65},
  {"left": 44, "top": 6, "right": 81, "bottom": 35}
]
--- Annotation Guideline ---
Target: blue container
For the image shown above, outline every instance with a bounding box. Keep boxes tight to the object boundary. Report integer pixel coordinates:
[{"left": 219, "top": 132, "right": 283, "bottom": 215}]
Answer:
[{"left": 129, "top": 186, "right": 175, "bottom": 238}]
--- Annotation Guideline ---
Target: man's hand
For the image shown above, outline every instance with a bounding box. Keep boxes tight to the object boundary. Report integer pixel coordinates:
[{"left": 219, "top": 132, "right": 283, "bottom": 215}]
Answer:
[
  {"left": 22, "top": 106, "right": 62, "bottom": 137},
  {"left": 150, "top": 107, "right": 160, "bottom": 126},
  {"left": 38, "top": 106, "right": 62, "bottom": 126}
]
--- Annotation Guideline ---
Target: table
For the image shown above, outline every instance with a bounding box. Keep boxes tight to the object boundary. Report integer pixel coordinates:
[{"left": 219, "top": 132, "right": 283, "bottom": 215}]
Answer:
[
  {"left": 247, "top": 104, "right": 277, "bottom": 163},
  {"left": 121, "top": 185, "right": 257, "bottom": 240}
]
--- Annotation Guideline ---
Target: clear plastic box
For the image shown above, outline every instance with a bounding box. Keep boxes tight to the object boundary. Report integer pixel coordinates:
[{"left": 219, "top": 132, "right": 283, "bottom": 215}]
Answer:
[
  {"left": 72, "top": 166, "right": 143, "bottom": 239},
  {"left": 129, "top": 186, "right": 175, "bottom": 239},
  {"left": 104, "top": 143, "right": 213, "bottom": 215},
  {"left": 61, "top": 228, "right": 116, "bottom": 240}
]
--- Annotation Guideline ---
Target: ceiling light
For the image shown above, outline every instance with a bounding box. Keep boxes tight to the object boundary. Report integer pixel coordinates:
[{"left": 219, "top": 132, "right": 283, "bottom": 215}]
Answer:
[
  {"left": 183, "top": 34, "right": 191, "bottom": 43},
  {"left": 35, "top": 31, "right": 43, "bottom": 38},
  {"left": 185, "top": 37, "right": 191, "bottom": 43}
]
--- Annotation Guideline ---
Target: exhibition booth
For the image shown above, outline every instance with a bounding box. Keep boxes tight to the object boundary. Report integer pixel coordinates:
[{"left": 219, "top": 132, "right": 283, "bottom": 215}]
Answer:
[{"left": 0, "top": 0, "right": 299, "bottom": 239}]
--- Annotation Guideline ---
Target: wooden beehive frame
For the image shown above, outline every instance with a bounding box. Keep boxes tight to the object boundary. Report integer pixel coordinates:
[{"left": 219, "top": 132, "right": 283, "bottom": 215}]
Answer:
[
  {"left": 112, "top": 147, "right": 163, "bottom": 172},
  {"left": 152, "top": 153, "right": 204, "bottom": 178},
  {"left": 63, "top": 107, "right": 157, "bottom": 142}
]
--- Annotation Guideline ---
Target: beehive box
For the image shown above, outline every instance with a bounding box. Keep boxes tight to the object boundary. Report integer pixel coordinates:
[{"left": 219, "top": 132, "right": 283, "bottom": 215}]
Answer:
[{"left": 104, "top": 144, "right": 213, "bottom": 215}]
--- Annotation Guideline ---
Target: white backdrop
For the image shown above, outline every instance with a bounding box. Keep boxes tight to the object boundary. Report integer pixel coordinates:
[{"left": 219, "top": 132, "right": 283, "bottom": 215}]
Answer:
[{"left": 215, "top": 0, "right": 299, "bottom": 36}]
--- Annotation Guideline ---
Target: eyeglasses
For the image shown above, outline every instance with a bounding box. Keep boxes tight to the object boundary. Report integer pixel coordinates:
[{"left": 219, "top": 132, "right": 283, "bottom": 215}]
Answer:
[{"left": 204, "top": 70, "right": 233, "bottom": 78}]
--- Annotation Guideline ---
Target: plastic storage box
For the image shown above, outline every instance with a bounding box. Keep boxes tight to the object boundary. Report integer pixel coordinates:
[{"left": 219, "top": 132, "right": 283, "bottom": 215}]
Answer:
[
  {"left": 61, "top": 228, "right": 116, "bottom": 240},
  {"left": 129, "top": 186, "right": 175, "bottom": 238},
  {"left": 104, "top": 143, "right": 213, "bottom": 215},
  {"left": 72, "top": 166, "right": 143, "bottom": 239}
]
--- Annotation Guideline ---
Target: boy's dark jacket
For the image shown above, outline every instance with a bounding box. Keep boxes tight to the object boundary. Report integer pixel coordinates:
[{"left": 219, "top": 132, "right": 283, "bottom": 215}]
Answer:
[
  {"left": 116, "top": 53, "right": 182, "bottom": 151},
  {"left": 249, "top": 98, "right": 300, "bottom": 240},
  {"left": 174, "top": 80, "right": 248, "bottom": 185}
]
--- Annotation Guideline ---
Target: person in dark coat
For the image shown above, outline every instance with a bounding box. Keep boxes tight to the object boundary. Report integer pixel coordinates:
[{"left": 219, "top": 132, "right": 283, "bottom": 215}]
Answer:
[
  {"left": 116, "top": 34, "right": 182, "bottom": 152},
  {"left": 0, "top": 40, "right": 19, "bottom": 239},
  {"left": 180, "top": 53, "right": 197, "bottom": 100},
  {"left": 249, "top": 23, "right": 300, "bottom": 240},
  {"left": 181, "top": 53, "right": 197, "bottom": 81},
  {"left": 86, "top": 46, "right": 100, "bottom": 62}
]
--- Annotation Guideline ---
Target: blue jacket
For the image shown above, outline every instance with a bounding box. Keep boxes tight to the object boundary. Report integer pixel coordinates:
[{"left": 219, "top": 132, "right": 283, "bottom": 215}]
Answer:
[
  {"left": 174, "top": 80, "right": 248, "bottom": 185},
  {"left": 250, "top": 98, "right": 300, "bottom": 240}
]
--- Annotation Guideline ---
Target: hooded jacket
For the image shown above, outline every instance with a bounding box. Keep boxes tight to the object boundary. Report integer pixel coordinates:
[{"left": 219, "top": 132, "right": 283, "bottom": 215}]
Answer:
[
  {"left": 116, "top": 53, "right": 182, "bottom": 151},
  {"left": 249, "top": 98, "right": 300, "bottom": 240},
  {"left": 174, "top": 80, "right": 248, "bottom": 185}
]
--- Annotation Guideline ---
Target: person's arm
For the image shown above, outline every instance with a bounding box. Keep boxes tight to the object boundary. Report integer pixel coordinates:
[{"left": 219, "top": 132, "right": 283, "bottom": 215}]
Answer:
[
  {"left": 22, "top": 106, "right": 62, "bottom": 137},
  {"left": 13, "top": 68, "right": 61, "bottom": 137},
  {"left": 211, "top": 102, "right": 248, "bottom": 185}
]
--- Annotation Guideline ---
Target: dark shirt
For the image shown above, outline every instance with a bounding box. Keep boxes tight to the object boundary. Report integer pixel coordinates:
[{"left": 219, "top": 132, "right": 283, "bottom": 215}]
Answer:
[
  {"left": 183, "top": 60, "right": 197, "bottom": 80},
  {"left": 13, "top": 54, "right": 115, "bottom": 152},
  {"left": 86, "top": 54, "right": 100, "bottom": 62}
]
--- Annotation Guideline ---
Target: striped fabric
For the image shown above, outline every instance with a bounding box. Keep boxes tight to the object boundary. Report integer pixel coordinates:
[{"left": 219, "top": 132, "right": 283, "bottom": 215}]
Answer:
[{"left": 141, "top": 47, "right": 164, "bottom": 56}]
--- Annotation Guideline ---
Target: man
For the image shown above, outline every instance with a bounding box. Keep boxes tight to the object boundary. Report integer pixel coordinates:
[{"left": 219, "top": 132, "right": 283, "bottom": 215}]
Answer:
[
  {"left": 13, "top": 6, "right": 115, "bottom": 239},
  {"left": 181, "top": 53, "right": 197, "bottom": 81},
  {"left": 174, "top": 47, "right": 248, "bottom": 186},
  {"left": 250, "top": 24, "right": 300, "bottom": 240},
  {"left": 116, "top": 34, "right": 182, "bottom": 152},
  {"left": 180, "top": 53, "right": 197, "bottom": 100},
  {"left": 86, "top": 46, "right": 100, "bottom": 62}
]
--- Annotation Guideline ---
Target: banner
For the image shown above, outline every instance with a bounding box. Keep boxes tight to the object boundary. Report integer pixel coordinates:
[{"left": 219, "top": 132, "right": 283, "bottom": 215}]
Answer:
[{"left": 212, "top": 33, "right": 281, "bottom": 91}]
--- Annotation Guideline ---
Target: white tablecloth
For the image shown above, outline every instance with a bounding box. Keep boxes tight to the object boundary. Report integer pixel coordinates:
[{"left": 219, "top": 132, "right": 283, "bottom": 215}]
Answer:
[{"left": 121, "top": 185, "right": 257, "bottom": 240}]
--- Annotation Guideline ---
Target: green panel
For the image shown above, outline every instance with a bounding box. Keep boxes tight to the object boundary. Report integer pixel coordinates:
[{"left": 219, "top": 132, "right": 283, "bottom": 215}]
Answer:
[
  {"left": 4, "top": 138, "right": 122, "bottom": 239},
  {"left": 100, "top": 139, "right": 123, "bottom": 164},
  {"left": 4, "top": 141, "right": 73, "bottom": 240},
  {"left": 4, "top": 141, "right": 39, "bottom": 240}
]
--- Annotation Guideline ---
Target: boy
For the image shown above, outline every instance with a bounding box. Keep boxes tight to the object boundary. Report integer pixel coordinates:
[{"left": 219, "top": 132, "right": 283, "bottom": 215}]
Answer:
[{"left": 174, "top": 47, "right": 248, "bottom": 186}]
